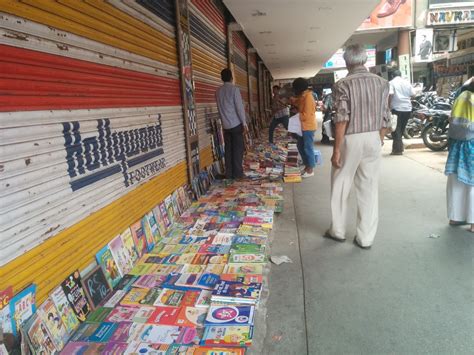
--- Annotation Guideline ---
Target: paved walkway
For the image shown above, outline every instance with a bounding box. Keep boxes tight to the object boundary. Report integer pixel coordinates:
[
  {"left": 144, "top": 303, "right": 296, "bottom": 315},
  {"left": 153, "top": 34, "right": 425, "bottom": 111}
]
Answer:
[{"left": 260, "top": 139, "right": 473, "bottom": 354}]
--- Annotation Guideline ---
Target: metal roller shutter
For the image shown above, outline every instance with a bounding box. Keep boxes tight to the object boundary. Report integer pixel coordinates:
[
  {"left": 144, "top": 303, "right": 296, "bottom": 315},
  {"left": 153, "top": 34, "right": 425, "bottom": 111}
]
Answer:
[
  {"left": 232, "top": 31, "right": 250, "bottom": 116},
  {"left": 248, "top": 50, "right": 259, "bottom": 119},
  {"left": 0, "top": 1, "right": 188, "bottom": 301},
  {"left": 189, "top": 0, "right": 227, "bottom": 164}
]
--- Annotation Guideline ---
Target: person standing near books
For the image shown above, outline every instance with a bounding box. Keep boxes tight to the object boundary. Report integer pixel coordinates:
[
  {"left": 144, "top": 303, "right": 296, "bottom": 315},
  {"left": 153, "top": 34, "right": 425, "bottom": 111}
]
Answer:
[
  {"left": 269, "top": 85, "right": 290, "bottom": 144},
  {"left": 216, "top": 68, "right": 248, "bottom": 180},
  {"left": 389, "top": 70, "right": 415, "bottom": 155},
  {"left": 291, "top": 77, "right": 317, "bottom": 178},
  {"left": 325, "top": 44, "right": 391, "bottom": 249}
]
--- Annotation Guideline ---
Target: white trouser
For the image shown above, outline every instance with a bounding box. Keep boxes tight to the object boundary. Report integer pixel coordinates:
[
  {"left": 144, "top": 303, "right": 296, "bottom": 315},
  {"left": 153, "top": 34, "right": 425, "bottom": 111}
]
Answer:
[
  {"left": 329, "top": 131, "right": 382, "bottom": 246},
  {"left": 447, "top": 174, "right": 474, "bottom": 224}
]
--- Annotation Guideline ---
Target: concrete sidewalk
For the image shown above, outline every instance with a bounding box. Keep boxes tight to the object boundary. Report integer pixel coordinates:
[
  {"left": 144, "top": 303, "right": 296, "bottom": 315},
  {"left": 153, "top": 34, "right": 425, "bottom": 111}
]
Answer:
[{"left": 261, "top": 141, "right": 473, "bottom": 354}]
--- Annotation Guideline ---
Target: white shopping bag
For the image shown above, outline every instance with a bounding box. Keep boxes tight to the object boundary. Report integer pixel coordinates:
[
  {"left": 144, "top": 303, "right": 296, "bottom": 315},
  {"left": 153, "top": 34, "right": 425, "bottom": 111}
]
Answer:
[
  {"left": 288, "top": 113, "right": 302, "bottom": 136},
  {"left": 323, "top": 120, "right": 333, "bottom": 138}
]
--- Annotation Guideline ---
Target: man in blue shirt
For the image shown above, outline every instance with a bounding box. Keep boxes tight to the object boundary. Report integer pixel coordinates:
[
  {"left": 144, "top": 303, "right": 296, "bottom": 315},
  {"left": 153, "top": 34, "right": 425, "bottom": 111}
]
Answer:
[{"left": 216, "top": 69, "right": 248, "bottom": 179}]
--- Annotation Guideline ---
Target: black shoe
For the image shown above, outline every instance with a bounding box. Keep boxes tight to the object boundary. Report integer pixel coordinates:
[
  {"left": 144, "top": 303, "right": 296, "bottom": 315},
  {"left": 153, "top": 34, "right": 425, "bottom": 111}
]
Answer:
[
  {"left": 390, "top": 151, "right": 403, "bottom": 156},
  {"left": 353, "top": 237, "right": 371, "bottom": 250},
  {"left": 323, "top": 231, "right": 346, "bottom": 243}
]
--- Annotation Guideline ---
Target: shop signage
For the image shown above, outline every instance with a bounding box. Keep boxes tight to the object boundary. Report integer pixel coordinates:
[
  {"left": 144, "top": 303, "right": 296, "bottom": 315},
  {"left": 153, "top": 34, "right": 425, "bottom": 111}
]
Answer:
[{"left": 427, "top": 7, "right": 474, "bottom": 25}]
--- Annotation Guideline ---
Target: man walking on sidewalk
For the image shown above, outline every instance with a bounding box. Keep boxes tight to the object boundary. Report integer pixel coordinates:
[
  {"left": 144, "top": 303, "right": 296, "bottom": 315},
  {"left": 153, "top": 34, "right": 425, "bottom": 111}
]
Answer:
[
  {"left": 325, "top": 44, "right": 391, "bottom": 249},
  {"left": 389, "top": 70, "right": 415, "bottom": 155},
  {"left": 216, "top": 68, "right": 248, "bottom": 180}
]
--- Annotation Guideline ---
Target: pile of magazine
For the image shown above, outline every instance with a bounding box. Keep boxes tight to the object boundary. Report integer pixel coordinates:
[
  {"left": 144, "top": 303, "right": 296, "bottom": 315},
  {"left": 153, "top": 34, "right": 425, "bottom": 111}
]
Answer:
[
  {"left": 284, "top": 143, "right": 302, "bottom": 183},
  {"left": 3, "top": 178, "right": 282, "bottom": 354}
]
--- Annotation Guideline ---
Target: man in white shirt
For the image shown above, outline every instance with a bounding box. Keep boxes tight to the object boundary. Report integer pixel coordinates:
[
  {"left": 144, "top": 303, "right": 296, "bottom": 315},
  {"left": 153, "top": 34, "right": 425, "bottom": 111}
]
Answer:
[{"left": 389, "top": 70, "right": 415, "bottom": 155}]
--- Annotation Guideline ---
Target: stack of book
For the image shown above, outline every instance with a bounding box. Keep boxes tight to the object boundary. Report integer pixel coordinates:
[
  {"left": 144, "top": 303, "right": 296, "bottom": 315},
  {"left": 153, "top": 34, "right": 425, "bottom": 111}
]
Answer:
[{"left": 284, "top": 143, "right": 301, "bottom": 183}]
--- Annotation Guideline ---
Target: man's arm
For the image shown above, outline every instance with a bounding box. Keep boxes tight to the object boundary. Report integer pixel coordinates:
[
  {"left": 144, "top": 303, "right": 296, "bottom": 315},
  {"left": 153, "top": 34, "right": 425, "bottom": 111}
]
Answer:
[
  {"left": 332, "top": 122, "right": 348, "bottom": 168},
  {"left": 234, "top": 88, "right": 247, "bottom": 129},
  {"left": 331, "top": 83, "right": 350, "bottom": 168}
]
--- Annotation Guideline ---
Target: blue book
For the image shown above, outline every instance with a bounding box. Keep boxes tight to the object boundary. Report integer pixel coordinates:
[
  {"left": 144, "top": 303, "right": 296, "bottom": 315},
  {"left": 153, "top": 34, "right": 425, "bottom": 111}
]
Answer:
[
  {"left": 88, "top": 322, "right": 118, "bottom": 342},
  {"left": 197, "top": 273, "right": 220, "bottom": 290}
]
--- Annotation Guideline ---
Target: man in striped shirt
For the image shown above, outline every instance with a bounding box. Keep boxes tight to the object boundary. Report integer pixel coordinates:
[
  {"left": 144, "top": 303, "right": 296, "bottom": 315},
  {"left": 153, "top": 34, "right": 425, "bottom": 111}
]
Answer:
[{"left": 324, "top": 44, "right": 391, "bottom": 249}]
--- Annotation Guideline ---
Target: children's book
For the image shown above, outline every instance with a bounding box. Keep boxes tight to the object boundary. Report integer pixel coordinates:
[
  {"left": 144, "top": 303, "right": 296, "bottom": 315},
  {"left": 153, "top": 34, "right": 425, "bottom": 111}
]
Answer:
[
  {"left": 120, "top": 288, "right": 149, "bottom": 307},
  {"left": 9, "top": 284, "right": 37, "bottom": 336},
  {"left": 153, "top": 288, "right": 186, "bottom": 307},
  {"left": 205, "top": 305, "right": 255, "bottom": 326},
  {"left": 159, "top": 202, "right": 171, "bottom": 229},
  {"left": 50, "top": 286, "right": 80, "bottom": 335},
  {"left": 232, "top": 235, "right": 266, "bottom": 245},
  {"left": 23, "top": 312, "right": 58, "bottom": 354},
  {"left": 105, "top": 306, "right": 138, "bottom": 323},
  {"left": 133, "top": 306, "right": 156, "bottom": 323},
  {"left": 108, "top": 235, "right": 128, "bottom": 276},
  {"left": 129, "top": 324, "right": 197, "bottom": 345},
  {"left": 121, "top": 227, "right": 140, "bottom": 267},
  {"left": 200, "top": 325, "right": 253, "bottom": 346},
  {"left": 230, "top": 244, "right": 265, "bottom": 255},
  {"left": 0, "top": 287, "right": 13, "bottom": 334},
  {"left": 175, "top": 307, "right": 207, "bottom": 328},
  {"left": 133, "top": 274, "right": 166, "bottom": 289},
  {"left": 85, "top": 307, "right": 113, "bottom": 324},
  {"left": 152, "top": 204, "right": 168, "bottom": 237},
  {"left": 164, "top": 195, "right": 176, "bottom": 225},
  {"left": 211, "top": 281, "right": 262, "bottom": 305},
  {"left": 211, "top": 233, "right": 234, "bottom": 245},
  {"left": 139, "top": 287, "right": 164, "bottom": 307},
  {"left": 192, "top": 346, "right": 245, "bottom": 355},
  {"left": 0, "top": 286, "right": 12, "bottom": 311},
  {"left": 37, "top": 296, "right": 69, "bottom": 349},
  {"left": 204, "top": 264, "right": 225, "bottom": 275},
  {"left": 146, "top": 306, "right": 180, "bottom": 326},
  {"left": 198, "top": 244, "right": 231, "bottom": 255},
  {"left": 223, "top": 263, "right": 264, "bottom": 274},
  {"left": 195, "top": 290, "right": 212, "bottom": 309},
  {"left": 141, "top": 213, "right": 157, "bottom": 251},
  {"left": 236, "top": 225, "right": 269, "bottom": 238},
  {"left": 130, "top": 221, "right": 148, "bottom": 258},
  {"left": 60, "top": 270, "right": 91, "bottom": 322},
  {"left": 95, "top": 245, "right": 122, "bottom": 289}
]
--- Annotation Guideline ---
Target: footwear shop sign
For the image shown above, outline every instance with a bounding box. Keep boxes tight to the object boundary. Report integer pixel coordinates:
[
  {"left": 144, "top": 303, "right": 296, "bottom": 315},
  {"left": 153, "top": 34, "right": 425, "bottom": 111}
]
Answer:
[
  {"left": 62, "top": 114, "right": 166, "bottom": 191},
  {"left": 427, "top": 7, "right": 474, "bottom": 25}
]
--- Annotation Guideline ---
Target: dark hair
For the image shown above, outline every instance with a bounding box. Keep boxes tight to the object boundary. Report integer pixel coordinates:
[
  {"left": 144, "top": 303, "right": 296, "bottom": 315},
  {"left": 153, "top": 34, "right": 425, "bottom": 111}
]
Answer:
[
  {"left": 393, "top": 70, "right": 402, "bottom": 77},
  {"left": 272, "top": 85, "right": 280, "bottom": 90},
  {"left": 292, "top": 78, "right": 309, "bottom": 96},
  {"left": 221, "top": 69, "right": 233, "bottom": 82}
]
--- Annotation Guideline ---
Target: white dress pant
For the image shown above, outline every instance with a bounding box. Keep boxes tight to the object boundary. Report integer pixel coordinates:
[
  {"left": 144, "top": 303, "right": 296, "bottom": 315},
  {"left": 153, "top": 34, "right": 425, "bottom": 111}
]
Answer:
[
  {"left": 329, "top": 131, "right": 382, "bottom": 246},
  {"left": 447, "top": 174, "right": 474, "bottom": 224}
]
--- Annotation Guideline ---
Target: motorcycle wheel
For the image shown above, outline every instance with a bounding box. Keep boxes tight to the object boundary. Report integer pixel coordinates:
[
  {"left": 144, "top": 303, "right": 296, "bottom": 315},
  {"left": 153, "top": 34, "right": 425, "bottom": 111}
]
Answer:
[
  {"left": 421, "top": 123, "right": 448, "bottom": 151},
  {"left": 403, "top": 128, "right": 414, "bottom": 139}
]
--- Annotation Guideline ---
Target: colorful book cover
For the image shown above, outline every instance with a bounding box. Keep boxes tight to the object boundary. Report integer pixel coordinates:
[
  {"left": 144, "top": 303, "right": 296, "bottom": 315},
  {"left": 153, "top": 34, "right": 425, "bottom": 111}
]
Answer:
[
  {"left": 139, "top": 287, "right": 164, "bottom": 307},
  {"left": 164, "top": 195, "right": 175, "bottom": 225},
  {"left": 129, "top": 263, "right": 155, "bottom": 276},
  {"left": 181, "top": 264, "right": 206, "bottom": 274},
  {"left": 69, "top": 322, "right": 100, "bottom": 342},
  {"left": 198, "top": 244, "right": 231, "bottom": 255},
  {"left": 146, "top": 306, "right": 180, "bottom": 326},
  {"left": 175, "top": 307, "right": 207, "bottom": 328},
  {"left": 205, "top": 306, "right": 255, "bottom": 326},
  {"left": 113, "top": 274, "right": 138, "bottom": 292},
  {"left": 195, "top": 290, "right": 212, "bottom": 309},
  {"left": 211, "top": 233, "right": 234, "bottom": 245},
  {"left": 60, "top": 270, "right": 91, "bottom": 322},
  {"left": 220, "top": 274, "right": 263, "bottom": 284},
  {"left": 59, "top": 341, "right": 90, "bottom": 354},
  {"left": 124, "top": 341, "right": 175, "bottom": 354},
  {"left": 196, "top": 273, "right": 220, "bottom": 290},
  {"left": 0, "top": 305, "right": 12, "bottom": 334},
  {"left": 102, "top": 342, "right": 129, "bottom": 355},
  {"left": 154, "top": 289, "right": 185, "bottom": 307},
  {"left": 109, "top": 322, "right": 133, "bottom": 343},
  {"left": 24, "top": 313, "right": 58, "bottom": 354},
  {"left": 103, "top": 290, "right": 126, "bottom": 308},
  {"left": 120, "top": 288, "right": 149, "bottom": 306},
  {"left": 173, "top": 273, "right": 201, "bottom": 288},
  {"left": 201, "top": 325, "right": 253, "bottom": 346},
  {"left": 141, "top": 213, "right": 157, "bottom": 251},
  {"left": 121, "top": 228, "right": 139, "bottom": 266},
  {"left": 204, "top": 264, "right": 225, "bottom": 275},
  {"left": 95, "top": 245, "right": 121, "bottom": 289},
  {"left": 85, "top": 307, "right": 113, "bottom": 324},
  {"left": 105, "top": 306, "right": 138, "bottom": 323},
  {"left": 212, "top": 281, "right": 262, "bottom": 302},
  {"left": 108, "top": 235, "right": 128, "bottom": 277},
  {"left": 133, "top": 274, "right": 166, "bottom": 289},
  {"left": 181, "top": 291, "right": 200, "bottom": 307},
  {"left": 223, "top": 263, "right": 264, "bottom": 274},
  {"left": 232, "top": 235, "right": 266, "bottom": 245},
  {"left": 37, "top": 296, "right": 69, "bottom": 349},
  {"left": 88, "top": 322, "right": 118, "bottom": 342},
  {"left": 9, "top": 284, "right": 37, "bottom": 336},
  {"left": 129, "top": 324, "right": 197, "bottom": 345},
  {"left": 152, "top": 204, "right": 167, "bottom": 238},
  {"left": 0, "top": 286, "right": 13, "bottom": 311},
  {"left": 230, "top": 244, "right": 265, "bottom": 255},
  {"left": 177, "top": 253, "right": 198, "bottom": 265},
  {"left": 192, "top": 346, "right": 245, "bottom": 355},
  {"left": 130, "top": 220, "right": 148, "bottom": 258},
  {"left": 50, "top": 286, "right": 80, "bottom": 335},
  {"left": 229, "top": 253, "right": 266, "bottom": 264},
  {"left": 133, "top": 306, "right": 156, "bottom": 323},
  {"left": 236, "top": 225, "right": 269, "bottom": 238},
  {"left": 159, "top": 202, "right": 171, "bottom": 229}
]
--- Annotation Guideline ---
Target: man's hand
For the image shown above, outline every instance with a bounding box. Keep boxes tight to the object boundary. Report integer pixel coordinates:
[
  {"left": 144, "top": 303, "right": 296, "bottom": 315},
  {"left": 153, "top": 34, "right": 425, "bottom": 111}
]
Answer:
[
  {"left": 243, "top": 124, "right": 249, "bottom": 133},
  {"left": 331, "top": 150, "right": 342, "bottom": 169}
]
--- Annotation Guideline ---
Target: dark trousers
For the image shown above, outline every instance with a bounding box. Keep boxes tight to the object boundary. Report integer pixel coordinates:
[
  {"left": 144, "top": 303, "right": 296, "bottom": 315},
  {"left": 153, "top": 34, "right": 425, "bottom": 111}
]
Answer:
[
  {"left": 269, "top": 115, "right": 289, "bottom": 143},
  {"left": 392, "top": 110, "right": 411, "bottom": 153},
  {"left": 224, "top": 124, "right": 244, "bottom": 179}
]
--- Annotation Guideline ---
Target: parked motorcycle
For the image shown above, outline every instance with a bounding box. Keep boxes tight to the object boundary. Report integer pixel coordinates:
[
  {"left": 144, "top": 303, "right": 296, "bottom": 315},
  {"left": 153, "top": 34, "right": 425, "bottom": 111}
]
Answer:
[{"left": 421, "top": 110, "right": 450, "bottom": 151}]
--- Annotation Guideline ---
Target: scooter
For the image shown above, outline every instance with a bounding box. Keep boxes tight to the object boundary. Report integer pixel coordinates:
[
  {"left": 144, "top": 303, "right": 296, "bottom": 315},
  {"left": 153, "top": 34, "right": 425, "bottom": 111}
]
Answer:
[{"left": 421, "top": 110, "right": 450, "bottom": 151}]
